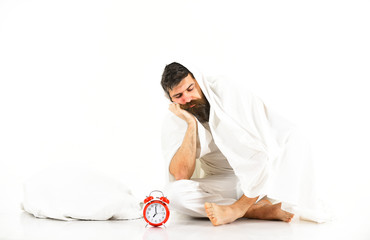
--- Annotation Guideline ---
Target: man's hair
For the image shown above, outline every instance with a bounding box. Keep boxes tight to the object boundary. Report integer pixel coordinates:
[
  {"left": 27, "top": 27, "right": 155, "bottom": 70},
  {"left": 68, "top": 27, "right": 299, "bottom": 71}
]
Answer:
[{"left": 161, "top": 62, "right": 194, "bottom": 99}]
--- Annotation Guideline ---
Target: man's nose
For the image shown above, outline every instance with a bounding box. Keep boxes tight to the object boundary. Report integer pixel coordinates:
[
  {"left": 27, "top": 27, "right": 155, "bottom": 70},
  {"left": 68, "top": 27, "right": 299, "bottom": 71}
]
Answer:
[{"left": 183, "top": 93, "right": 192, "bottom": 103}]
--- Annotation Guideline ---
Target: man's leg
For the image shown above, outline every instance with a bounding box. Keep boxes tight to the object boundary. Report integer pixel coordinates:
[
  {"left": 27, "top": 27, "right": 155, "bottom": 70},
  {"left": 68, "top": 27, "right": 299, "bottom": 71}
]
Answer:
[
  {"left": 166, "top": 174, "right": 294, "bottom": 225},
  {"left": 165, "top": 174, "right": 241, "bottom": 218},
  {"left": 244, "top": 199, "right": 295, "bottom": 221},
  {"left": 205, "top": 196, "right": 294, "bottom": 226}
]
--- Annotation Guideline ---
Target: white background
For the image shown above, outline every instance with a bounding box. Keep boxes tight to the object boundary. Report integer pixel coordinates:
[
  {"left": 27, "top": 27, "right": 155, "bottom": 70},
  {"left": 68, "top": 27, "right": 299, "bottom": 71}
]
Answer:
[{"left": 0, "top": 0, "right": 369, "bottom": 217}]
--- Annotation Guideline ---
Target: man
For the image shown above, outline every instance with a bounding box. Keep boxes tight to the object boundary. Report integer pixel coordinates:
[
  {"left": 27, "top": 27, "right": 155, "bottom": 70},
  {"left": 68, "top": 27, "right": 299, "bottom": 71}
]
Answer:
[{"left": 161, "top": 62, "right": 325, "bottom": 226}]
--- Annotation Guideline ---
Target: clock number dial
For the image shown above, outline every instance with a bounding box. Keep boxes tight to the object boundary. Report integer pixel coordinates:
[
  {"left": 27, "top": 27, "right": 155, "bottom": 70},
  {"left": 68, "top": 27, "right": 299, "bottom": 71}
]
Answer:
[{"left": 145, "top": 202, "right": 168, "bottom": 225}]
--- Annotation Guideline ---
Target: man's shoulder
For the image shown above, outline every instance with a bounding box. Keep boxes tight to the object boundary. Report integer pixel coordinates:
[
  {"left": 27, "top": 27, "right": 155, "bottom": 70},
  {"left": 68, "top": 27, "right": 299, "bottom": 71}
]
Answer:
[
  {"left": 205, "top": 75, "right": 255, "bottom": 102},
  {"left": 206, "top": 74, "right": 252, "bottom": 90}
]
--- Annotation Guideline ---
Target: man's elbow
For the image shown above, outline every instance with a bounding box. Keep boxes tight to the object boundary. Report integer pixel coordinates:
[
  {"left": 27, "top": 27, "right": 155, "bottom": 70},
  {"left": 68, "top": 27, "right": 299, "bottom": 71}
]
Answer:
[
  {"left": 170, "top": 170, "right": 191, "bottom": 181},
  {"left": 174, "top": 174, "right": 190, "bottom": 181}
]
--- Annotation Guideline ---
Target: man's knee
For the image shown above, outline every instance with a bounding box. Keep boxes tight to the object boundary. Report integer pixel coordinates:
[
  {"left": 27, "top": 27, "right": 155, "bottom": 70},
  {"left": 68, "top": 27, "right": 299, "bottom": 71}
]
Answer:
[
  {"left": 164, "top": 179, "right": 207, "bottom": 217},
  {"left": 166, "top": 180, "right": 198, "bottom": 200},
  {"left": 165, "top": 180, "right": 201, "bottom": 209}
]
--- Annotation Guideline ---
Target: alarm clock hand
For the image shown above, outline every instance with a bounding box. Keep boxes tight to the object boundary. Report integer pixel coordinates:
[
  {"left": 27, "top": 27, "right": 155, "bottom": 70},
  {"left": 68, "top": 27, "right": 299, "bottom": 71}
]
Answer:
[{"left": 152, "top": 205, "right": 158, "bottom": 218}]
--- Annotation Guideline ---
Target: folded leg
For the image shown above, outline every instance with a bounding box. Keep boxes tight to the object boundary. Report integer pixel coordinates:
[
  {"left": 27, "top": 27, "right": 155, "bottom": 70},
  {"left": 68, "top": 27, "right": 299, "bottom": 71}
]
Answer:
[{"left": 165, "top": 174, "right": 241, "bottom": 217}]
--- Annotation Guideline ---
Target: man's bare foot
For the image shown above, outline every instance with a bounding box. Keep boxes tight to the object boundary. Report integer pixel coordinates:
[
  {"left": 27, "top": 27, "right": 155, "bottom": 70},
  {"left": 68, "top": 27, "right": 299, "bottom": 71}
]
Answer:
[
  {"left": 245, "top": 202, "right": 294, "bottom": 222},
  {"left": 204, "top": 201, "right": 294, "bottom": 226},
  {"left": 204, "top": 202, "right": 244, "bottom": 226}
]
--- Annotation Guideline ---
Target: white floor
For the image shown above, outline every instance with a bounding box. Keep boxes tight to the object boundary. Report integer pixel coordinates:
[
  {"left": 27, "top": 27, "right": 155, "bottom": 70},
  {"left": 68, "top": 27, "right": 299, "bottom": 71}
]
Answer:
[{"left": 1, "top": 206, "right": 369, "bottom": 240}]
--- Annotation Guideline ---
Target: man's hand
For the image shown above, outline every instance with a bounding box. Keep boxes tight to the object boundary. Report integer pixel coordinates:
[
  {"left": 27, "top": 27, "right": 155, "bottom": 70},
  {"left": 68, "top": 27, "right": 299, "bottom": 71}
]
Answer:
[{"left": 169, "top": 103, "right": 196, "bottom": 125}]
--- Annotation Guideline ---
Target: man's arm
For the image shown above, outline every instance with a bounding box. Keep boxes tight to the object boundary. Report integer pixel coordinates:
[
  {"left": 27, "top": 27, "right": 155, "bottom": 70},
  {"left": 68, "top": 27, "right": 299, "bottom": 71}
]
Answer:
[{"left": 168, "top": 103, "right": 197, "bottom": 180}]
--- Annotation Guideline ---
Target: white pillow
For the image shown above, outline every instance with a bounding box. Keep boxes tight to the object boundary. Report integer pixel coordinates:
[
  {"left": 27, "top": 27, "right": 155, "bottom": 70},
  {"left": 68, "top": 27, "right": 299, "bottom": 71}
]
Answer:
[{"left": 22, "top": 166, "right": 142, "bottom": 220}]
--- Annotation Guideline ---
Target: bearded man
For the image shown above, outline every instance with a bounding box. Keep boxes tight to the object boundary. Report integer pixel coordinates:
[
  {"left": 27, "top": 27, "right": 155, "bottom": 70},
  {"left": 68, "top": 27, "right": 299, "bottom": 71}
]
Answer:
[{"left": 161, "top": 62, "right": 327, "bottom": 225}]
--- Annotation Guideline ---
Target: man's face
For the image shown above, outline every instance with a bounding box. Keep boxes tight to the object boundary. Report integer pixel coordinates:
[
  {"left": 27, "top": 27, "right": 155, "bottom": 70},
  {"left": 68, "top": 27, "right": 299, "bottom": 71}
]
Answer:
[{"left": 169, "top": 74, "right": 210, "bottom": 123}]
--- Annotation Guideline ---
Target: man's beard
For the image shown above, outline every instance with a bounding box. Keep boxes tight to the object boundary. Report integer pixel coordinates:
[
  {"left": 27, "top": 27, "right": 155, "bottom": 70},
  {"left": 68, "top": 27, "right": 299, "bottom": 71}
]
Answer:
[{"left": 180, "top": 97, "right": 210, "bottom": 123}]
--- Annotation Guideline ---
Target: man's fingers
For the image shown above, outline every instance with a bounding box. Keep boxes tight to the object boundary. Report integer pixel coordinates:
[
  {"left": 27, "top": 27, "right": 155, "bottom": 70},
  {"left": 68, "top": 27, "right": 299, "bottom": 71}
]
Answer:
[
  {"left": 175, "top": 103, "right": 181, "bottom": 110},
  {"left": 168, "top": 103, "right": 176, "bottom": 111},
  {"left": 170, "top": 103, "right": 181, "bottom": 111},
  {"left": 168, "top": 103, "right": 196, "bottom": 124}
]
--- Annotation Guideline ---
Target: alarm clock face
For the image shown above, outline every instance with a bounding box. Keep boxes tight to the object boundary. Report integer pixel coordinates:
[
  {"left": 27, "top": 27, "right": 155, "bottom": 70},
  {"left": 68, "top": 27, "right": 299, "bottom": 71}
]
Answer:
[{"left": 144, "top": 201, "right": 169, "bottom": 226}]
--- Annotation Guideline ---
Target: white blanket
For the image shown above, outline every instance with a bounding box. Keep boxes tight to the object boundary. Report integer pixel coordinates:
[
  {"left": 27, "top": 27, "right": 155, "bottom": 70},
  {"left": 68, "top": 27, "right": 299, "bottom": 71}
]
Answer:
[
  {"left": 22, "top": 166, "right": 142, "bottom": 221},
  {"left": 162, "top": 64, "right": 330, "bottom": 222}
]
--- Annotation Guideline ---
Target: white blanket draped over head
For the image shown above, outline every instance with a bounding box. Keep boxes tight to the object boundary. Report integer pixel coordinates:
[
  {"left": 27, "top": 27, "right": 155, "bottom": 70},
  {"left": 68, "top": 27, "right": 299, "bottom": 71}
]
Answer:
[{"left": 161, "top": 63, "right": 331, "bottom": 223}]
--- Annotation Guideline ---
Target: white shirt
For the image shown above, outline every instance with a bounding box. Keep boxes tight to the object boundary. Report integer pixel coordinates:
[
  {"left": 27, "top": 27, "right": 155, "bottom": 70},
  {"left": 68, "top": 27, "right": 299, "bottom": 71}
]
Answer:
[{"left": 197, "top": 122, "right": 234, "bottom": 176}]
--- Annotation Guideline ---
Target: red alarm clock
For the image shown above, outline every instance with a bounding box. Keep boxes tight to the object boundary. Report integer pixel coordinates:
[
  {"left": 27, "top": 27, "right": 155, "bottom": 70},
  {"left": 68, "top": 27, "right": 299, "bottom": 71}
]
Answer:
[{"left": 143, "top": 190, "right": 170, "bottom": 227}]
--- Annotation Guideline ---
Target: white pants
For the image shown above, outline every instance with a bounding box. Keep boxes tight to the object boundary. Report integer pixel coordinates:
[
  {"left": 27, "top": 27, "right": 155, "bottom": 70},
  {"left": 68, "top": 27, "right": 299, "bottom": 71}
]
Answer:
[{"left": 165, "top": 173, "right": 265, "bottom": 218}]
